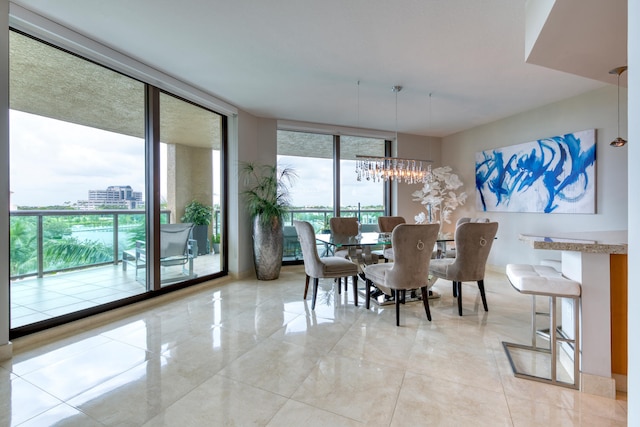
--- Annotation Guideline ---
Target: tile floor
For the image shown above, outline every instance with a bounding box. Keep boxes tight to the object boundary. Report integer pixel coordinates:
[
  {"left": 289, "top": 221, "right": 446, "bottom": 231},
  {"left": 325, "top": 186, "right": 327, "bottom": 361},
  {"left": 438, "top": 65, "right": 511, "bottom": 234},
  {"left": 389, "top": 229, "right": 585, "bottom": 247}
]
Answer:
[
  {"left": 10, "top": 254, "right": 221, "bottom": 328},
  {"left": 1, "top": 266, "right": 628, "bottom": 426}
]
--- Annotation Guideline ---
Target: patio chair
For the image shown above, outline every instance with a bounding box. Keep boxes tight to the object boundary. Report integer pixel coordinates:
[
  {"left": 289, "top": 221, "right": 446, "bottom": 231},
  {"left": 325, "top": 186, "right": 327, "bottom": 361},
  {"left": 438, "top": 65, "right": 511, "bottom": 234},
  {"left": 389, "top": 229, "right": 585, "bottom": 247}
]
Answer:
[{"left": 124, "top": 223, "right": 197, "bottom": 282}]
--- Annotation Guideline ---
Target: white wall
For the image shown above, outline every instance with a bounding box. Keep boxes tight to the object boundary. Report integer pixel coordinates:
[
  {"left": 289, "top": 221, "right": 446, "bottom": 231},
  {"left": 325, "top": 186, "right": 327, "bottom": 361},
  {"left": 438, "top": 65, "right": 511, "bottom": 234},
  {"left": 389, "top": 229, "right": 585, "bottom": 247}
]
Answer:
[
  {"left": 232, "top": 112, "right": 279, "bottom": 278},
  {"left": 626, "top": 0, "right": 638, "bottom": 422},
  {"left": 395, "top": 132, "right": 442, "bottom": 220},
  {"left": 442, "top": 86, "right": 628, "bottom": 268}
]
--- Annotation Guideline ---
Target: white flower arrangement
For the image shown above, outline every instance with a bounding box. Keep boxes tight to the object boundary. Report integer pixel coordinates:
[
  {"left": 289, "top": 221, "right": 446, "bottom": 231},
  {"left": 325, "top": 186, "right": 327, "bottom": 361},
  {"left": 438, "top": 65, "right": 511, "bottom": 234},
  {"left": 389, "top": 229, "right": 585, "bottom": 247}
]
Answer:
[{"left": 412, "top": 166, "right": 468, "bottom": 225}]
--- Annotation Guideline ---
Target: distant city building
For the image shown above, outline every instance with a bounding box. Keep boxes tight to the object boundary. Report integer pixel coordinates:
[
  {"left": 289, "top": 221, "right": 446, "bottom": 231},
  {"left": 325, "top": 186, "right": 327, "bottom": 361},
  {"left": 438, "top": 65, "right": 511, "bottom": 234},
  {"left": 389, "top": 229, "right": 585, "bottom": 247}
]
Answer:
[{"left": 78, "top": 185, "right": 143, "bottom": 210}]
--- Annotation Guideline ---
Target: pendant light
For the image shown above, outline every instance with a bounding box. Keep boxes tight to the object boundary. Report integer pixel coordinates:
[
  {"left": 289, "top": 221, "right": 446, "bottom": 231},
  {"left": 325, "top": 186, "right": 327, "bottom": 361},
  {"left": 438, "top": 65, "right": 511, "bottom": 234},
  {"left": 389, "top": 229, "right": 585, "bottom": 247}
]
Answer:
[{"left": 609, "top": 66, "right": 628, "bottom": 147}]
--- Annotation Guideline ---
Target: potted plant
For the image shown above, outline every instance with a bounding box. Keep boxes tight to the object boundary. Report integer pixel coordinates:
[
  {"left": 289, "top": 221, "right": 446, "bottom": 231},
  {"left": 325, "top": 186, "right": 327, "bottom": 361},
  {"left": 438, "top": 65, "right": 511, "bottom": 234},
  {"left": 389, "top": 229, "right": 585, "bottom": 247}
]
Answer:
[
  {"left": 211, "top": 233, "right": 220, "bottom": 254},
  {"left": 241, "top": 162, "right": 297, "bottom": 280},
  {"left": 181, "top": 200, "right": 213, "bottom": 255}
]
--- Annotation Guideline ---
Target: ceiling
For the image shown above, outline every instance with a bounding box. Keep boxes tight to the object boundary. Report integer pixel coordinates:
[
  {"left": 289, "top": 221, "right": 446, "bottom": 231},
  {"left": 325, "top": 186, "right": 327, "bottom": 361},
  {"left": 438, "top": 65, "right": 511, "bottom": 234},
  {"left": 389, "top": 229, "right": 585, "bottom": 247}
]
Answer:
[{"left": 10, "top": 0, "right": 627, "bottom": 138}]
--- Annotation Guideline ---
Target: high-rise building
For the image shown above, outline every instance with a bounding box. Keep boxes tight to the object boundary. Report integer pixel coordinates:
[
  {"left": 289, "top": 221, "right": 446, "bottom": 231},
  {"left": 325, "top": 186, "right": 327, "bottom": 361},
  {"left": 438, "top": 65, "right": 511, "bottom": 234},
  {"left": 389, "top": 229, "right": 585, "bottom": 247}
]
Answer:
[{"left": 79, "top": 185, "right": 143, "bottom": 210}]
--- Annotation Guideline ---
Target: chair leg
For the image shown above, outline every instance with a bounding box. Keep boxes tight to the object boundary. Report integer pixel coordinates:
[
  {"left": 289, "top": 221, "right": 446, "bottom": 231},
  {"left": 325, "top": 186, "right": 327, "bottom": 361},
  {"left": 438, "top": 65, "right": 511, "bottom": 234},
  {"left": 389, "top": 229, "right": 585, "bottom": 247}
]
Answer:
[
  {"left": 477, "top": 280, "right": 488, "bottom": 312},
  {"left": 452, "top": 281, "right": 457, "bottom": 298},
  {"left": 395, "top": 290, "right": 401, "bottom": 326},
  {"left": 420, "top": 286, "right": 432, "bottom": 321},
  {"left": 457, "top": 281, "right": 463, "bottom": 316},
  {"left": 365, "top": 279, "right": 371, "bottom": 309},
  {"left": 311, "top": 278, "right": 319, "bottom": 310},
  {"left": 303, "top": 274, "right": 310, "bottom": 300},
  {"left": 337, "top": 277, "right": 341, "bottom": 294},
  {"left": 352, "top": 275, "right": 358, "bottom": 307}
]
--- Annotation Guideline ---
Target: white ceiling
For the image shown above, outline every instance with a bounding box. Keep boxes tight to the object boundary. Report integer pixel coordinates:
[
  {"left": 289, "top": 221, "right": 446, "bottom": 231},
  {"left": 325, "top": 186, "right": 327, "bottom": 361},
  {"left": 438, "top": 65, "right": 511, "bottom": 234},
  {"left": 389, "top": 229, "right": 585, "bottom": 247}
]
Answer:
[{"left": 10, "top": 0, "right": 627, "bottom": 137}]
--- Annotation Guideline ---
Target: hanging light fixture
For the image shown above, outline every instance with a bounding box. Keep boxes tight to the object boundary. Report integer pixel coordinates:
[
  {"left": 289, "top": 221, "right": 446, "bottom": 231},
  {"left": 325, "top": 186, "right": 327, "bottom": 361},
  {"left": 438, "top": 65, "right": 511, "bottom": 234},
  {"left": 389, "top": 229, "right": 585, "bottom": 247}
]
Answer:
[
  {"left": 609, "top": 66, "right": 628, "bottom": 147},
  {"left": 355, "top": 85, "right": 432, "bottom": 184}
]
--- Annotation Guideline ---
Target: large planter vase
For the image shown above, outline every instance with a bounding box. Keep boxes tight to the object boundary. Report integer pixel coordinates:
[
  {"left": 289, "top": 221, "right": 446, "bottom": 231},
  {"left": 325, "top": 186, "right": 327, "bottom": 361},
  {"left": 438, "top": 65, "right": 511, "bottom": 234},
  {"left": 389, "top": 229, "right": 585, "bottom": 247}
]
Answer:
[
  {"left": 252, "top": 215, "right": 284, "bottom": 280},
  {"left": 192, "top": 224, "right": 210, "bottom": 255}
]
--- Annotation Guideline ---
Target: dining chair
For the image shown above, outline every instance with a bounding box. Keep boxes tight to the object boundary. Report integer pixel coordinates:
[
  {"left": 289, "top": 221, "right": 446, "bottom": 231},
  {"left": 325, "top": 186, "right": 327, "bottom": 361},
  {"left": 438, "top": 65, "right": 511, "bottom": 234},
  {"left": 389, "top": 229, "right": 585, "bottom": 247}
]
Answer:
[
  {"left": 377, "top": 216, "right": 406, "bottom": 261},
  {"left": 429, "top": 221, "right": 499, "bottom": 316},
  {"left": 293, "top": 220, "right": 360, "bottom": 309},
  {"left": 443, "top": 217, "right": 490, "bottom": 258},
  {"left": 363, "top": 223, "right": 440, "bottom": 326},
  {"left": 329, "top": 217, "right": 360, "bottom": 258}
]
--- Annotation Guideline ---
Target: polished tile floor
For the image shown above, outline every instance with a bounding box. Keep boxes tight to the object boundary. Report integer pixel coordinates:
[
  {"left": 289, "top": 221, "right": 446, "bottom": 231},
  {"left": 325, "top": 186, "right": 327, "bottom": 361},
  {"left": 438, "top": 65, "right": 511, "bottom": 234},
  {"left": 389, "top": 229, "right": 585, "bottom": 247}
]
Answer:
[
  {"left": 1, "top": 266, "right": 628, "bottom": 426},
  {"left": 10, "top": 254, "right": 221, "bottom": 328}
]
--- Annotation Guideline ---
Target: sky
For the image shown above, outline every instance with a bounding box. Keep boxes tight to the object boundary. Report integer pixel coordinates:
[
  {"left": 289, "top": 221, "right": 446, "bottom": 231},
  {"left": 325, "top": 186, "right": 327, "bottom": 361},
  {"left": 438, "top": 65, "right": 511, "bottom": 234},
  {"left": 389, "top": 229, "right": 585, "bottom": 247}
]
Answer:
[
  {"left": 10, "top": 109, "right": 383, "bottom": 209},
  {"left": 10, "top": 110, "right": 148, "bottom": 207}
]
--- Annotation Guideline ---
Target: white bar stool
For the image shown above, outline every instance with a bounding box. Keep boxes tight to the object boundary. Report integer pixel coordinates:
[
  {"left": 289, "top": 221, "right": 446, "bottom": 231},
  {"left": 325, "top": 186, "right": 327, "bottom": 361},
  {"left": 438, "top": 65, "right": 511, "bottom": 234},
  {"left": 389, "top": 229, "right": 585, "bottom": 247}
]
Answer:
[{"left": 503, "top": 264, "right": 581, "bottom": 389}]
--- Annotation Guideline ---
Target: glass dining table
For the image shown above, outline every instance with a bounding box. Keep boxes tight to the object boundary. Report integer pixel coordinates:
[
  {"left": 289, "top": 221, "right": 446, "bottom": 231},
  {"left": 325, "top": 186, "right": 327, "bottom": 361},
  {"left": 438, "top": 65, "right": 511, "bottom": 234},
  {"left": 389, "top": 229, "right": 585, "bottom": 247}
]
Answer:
[{"left": 315, "top": 231, "right": 453, "bottom": 305}]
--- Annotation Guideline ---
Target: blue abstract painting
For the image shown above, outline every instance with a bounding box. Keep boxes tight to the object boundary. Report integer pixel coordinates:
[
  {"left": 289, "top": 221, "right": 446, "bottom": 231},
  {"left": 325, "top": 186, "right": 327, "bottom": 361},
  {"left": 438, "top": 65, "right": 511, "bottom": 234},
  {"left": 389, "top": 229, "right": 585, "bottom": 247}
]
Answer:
[{"left": 475, "top": 129, "right": 596, "bottom": 213}]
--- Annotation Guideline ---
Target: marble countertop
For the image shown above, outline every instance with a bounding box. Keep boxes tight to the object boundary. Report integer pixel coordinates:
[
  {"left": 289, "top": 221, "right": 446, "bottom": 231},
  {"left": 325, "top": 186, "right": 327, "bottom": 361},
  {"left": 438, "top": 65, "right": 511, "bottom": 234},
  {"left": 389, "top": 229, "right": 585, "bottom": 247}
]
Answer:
[{"left": 519, "top": 230, "right": 627, "bottom": 254}]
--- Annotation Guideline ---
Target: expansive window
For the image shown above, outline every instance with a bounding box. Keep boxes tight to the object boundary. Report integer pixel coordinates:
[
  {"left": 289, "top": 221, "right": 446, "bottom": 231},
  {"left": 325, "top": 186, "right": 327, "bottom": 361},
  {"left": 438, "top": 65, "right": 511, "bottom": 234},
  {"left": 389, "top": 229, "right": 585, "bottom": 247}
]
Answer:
[
  {"left": 339, "top": 135, "right": 386, "bottom": 228},
  {"left": 160, "top": 92, "right": 223, "bottom": 285},
  {"left": 8, "top": 30, "right": 226, "bottom": 335},
  {"left": 277, "top": 130, "right": 388, "bottom": 262}
]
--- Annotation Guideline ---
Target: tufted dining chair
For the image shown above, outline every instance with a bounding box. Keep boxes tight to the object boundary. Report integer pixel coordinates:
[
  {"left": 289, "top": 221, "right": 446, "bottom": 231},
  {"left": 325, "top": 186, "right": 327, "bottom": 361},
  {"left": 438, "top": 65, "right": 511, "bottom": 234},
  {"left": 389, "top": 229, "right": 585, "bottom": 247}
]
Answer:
[
  {"left": 429, "top": 221, "right": 499, "bottom": 316},
  {"left": 293, "top": 220, "right": 360, "bottom": 309},
  {"left": 329, "top": 217, "right": 360, "bottom": 258},
  {"left": 364, "top": 223, "right": 440, "bottom": 326},
  {"left": 377, "top": 216, "right": 406, "bottom": 262},
  {"left": 444, "top": 217, "right": 490, "bottom": 258}
]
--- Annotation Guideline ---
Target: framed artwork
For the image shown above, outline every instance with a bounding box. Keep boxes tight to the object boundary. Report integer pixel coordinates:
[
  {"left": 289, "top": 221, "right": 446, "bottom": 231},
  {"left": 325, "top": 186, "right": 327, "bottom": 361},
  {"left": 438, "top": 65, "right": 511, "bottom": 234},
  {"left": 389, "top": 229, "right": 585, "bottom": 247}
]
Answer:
[{"left": 475, "top": 129, "right": 596, "bottom": 213}]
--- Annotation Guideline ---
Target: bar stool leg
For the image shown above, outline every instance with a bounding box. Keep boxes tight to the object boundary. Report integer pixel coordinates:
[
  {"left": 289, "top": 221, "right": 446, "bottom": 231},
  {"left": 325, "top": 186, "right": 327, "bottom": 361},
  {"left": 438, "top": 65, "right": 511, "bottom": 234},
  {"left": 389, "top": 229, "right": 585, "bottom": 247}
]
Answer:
[{"left": 550, "top": 296, "right": 557, "bottom": 382}]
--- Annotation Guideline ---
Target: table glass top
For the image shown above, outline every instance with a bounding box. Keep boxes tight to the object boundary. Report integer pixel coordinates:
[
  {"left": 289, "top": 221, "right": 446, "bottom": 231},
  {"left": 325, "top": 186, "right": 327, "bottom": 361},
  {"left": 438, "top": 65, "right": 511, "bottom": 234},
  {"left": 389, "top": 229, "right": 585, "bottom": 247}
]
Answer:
[{"left": 315, "top": 232, "right": 453, "bottom": 247}]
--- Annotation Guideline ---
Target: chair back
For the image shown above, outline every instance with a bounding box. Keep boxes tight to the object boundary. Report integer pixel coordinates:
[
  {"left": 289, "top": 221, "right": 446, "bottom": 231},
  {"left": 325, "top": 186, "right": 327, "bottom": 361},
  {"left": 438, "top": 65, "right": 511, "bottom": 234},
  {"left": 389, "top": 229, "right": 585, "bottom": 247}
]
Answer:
[
  {"left": 456, "top": 217, "right": 490, "bottom": 227},
  {"left": 377, "top": 216, "right": 406, "bottom": 233},
  {"left": 293, "top": 220, "right": 324, "bottom": 278},
  {"left": 329, "top": 217, "right": 359, "bottom": 236},
  {"left": 160, "top": 223, "right": 193, "bottom": 258},
  {"left": 448, "top": 222, "right": 498, "bottom": 281},
  {"left": 385, "top": 223, "right": 439, "bottom": 289}
]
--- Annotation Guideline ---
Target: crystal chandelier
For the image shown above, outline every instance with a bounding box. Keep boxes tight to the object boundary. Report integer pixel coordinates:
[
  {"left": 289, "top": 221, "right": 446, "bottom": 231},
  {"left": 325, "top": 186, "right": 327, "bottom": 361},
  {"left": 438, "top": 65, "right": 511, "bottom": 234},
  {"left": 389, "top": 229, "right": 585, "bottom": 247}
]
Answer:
[
  {"left": 355, "top": 85, "right": 432, "bottom": 184},
  {"left": 356, "top": 155, "right": 432, "bottom": 184}
]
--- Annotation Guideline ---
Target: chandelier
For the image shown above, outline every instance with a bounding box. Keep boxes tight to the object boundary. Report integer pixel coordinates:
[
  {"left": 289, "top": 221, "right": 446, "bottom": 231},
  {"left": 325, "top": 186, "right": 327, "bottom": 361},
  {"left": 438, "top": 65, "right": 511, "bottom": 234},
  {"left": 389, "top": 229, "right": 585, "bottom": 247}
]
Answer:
[
  {"left": 355, "top": 85, "right": 433, "bottom": 184},
  {"left": 355, "top": 155, "right": 432, "bottom": 184}
]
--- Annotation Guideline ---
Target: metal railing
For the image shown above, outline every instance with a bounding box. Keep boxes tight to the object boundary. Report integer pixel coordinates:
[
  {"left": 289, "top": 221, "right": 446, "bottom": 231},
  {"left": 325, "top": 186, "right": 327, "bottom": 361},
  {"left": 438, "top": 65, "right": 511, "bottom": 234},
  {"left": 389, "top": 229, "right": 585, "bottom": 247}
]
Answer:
[
  {"left": 9, "top": 207, "right": 383, "bottom": 279},
  {"left": 10, "top": 209, "right": 170, "bottom": 280},
  {"left": 284, "top": 208, "right": 385, "bottom": 231}
]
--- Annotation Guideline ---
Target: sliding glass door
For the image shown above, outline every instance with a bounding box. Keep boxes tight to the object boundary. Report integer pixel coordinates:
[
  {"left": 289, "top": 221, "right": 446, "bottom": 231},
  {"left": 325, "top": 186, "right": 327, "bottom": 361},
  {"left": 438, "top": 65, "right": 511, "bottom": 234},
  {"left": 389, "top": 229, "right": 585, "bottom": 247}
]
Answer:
[{"left": 8, "top": 30, "right": 226, "bottom": 335}]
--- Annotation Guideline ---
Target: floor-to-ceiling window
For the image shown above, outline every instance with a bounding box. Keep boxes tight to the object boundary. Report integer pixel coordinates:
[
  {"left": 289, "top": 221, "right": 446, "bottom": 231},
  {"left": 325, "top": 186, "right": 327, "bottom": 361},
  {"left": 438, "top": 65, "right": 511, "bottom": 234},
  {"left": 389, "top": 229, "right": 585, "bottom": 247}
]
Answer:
[
  {"left": 159, "top": 92, "right": 224, "bottom": 285},
  {"left": 339, "top": 135, "right": 386, "bottom": 228},
  {"left": 8, "top": 30, "right": 226, "bottom": 336},
  {"left": 277, "top": 129, "right": 388, "bottom": 262}
]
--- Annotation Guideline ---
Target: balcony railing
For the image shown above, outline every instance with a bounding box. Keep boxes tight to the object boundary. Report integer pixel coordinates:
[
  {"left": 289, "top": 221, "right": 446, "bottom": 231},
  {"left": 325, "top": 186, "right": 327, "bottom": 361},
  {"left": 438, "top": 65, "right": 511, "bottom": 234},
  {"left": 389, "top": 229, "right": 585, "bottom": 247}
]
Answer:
[
  {"left": 9, "top": 207, "right": 383, "bottom": 280},
  {"left": 284, "top": 208, "right": 385, "bottom": 231},
  {"left": 10, "top": 209, "right": 171, "bottom": 280}
]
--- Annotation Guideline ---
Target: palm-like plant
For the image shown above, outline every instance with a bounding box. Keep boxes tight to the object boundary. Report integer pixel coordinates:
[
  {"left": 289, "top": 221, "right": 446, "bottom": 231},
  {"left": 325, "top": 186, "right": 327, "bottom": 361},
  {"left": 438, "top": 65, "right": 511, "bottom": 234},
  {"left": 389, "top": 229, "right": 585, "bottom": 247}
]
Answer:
[{"left": 241, "top": 162, "right": 297, "bottom": 226}]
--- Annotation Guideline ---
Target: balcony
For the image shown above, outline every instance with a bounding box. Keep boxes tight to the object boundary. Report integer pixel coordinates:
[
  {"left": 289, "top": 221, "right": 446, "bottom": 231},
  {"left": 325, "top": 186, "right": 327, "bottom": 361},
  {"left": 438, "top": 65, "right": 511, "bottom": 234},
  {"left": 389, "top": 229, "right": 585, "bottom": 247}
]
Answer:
[
  {"left": 9, "top": 209, "right": 221, "bottom": 329},
  {"left": 9, "top": 207, "right": 382, "bottom": 330}
]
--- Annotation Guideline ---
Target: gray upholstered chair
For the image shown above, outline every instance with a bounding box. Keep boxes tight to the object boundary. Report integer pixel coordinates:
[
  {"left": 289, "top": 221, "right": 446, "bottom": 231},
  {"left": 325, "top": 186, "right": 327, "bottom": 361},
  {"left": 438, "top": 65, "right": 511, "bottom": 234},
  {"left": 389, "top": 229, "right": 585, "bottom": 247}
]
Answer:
[
  {"left": 293, "top": 220, "right": 359, "bottom": 309},
  {"left": 429, "top": 222, "right": 499, "bottom": 316},
  {"left": 444, "top": 217, "right": 490, "bottom": 258},
  {"left": 363, "top": 223, "right": 440, "bottom": 326},
  {"left": 329, "top": 217, "right": 361, "bottom": 259},
  {"left": 377, "top": 216, "right": 406, "bottom": 261}
]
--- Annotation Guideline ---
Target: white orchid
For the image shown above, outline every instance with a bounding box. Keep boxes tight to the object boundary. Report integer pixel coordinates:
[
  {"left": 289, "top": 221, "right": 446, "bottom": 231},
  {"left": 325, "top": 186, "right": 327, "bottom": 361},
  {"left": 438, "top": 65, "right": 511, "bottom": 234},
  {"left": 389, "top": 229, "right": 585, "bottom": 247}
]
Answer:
[{"left": 413, "top": 166, "right": 467, "bottom": 224}]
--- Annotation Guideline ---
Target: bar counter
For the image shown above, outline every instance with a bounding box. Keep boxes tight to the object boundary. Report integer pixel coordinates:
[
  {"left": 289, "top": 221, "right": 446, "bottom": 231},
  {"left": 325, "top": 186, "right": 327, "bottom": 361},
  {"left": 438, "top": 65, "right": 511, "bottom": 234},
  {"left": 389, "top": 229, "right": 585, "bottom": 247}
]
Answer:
[{"left": 518, "top": 230, "right": 627, "bottom": 398}]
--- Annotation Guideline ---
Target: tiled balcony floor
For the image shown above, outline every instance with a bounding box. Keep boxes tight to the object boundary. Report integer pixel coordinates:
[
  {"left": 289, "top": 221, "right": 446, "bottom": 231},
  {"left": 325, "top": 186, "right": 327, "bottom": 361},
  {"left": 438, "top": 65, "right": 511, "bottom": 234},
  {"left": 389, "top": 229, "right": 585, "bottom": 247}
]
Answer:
[
  {"left": 10, "top": 254, "right": 221, "bottom": 328},
  {"left": 1, "top": 266, "right": 628, "bottom": 426}
]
